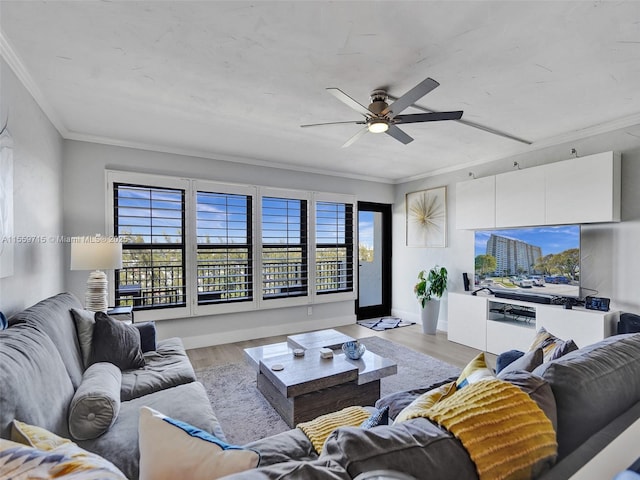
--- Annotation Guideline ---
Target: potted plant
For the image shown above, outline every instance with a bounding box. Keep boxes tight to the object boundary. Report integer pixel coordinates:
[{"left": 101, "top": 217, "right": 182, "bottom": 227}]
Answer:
[{"left": 414, "top": 266, "right": 448, "bottom": 334}]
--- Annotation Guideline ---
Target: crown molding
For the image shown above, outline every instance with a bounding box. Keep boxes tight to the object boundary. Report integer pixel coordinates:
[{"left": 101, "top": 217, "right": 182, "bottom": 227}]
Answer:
[
  {"left": 0, "top": 31, "right": 69, "bottom": 136},
  {"left": 394, "top": 111, "right": 640, "bottom": 184},
  {"left": 65, "top": 130, "right": 395, "bottom": 185}
]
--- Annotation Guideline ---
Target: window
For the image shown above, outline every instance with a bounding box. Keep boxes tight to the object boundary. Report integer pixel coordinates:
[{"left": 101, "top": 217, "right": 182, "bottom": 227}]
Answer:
[
  {"left": 114, "top": 183, "right": 186, "bottom": 309},
  {"left": 108, "top": 170, "right": 356, "bottom": 318},
  {"left": 316, "top": 201, "right": 353, "bottom": 294},
  {"left": 261, "top": 197, "right": 308, "bottom": 300},
  {"left": 196, "top": 191, "right": 252, "bottom": 304}
]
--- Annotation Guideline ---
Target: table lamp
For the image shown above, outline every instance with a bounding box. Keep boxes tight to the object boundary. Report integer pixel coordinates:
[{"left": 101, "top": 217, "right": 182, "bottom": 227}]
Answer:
[{"left": 70, "top": 235, "right": 122, "bottom": 312}]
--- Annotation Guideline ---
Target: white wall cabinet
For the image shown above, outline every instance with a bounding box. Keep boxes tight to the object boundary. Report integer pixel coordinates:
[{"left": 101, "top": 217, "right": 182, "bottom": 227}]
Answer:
[
  {"left": 455, "top": 176, "right": 496, "bottom": 229},
  {"left": 448, "top": 292, "right": 619, "bottom": 354},
  {"left": 495, "top": 167, "right": 546, "bottom": 227},
  {"left": 545, "top": 152, "right": 621, "bottom": 225},
  {"left": 455, "top": 151, "right": 621, "bottom": 230}
]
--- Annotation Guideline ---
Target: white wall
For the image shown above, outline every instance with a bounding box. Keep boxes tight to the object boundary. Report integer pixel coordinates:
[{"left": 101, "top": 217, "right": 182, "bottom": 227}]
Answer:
[
  {"left": 392, "top": 125, "right": 640, "bottom": 330},
  {"left": 0, "top": 59, "right": 65, "bottom": 316},
  {"left": 62, "top": 140, "right": 394, "bottom": 347}
]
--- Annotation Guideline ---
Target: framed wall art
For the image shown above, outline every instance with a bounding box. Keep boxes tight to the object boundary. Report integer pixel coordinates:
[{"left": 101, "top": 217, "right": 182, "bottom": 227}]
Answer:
[{"left": 406, "top": 186, "right": 447, "bottom": 248}]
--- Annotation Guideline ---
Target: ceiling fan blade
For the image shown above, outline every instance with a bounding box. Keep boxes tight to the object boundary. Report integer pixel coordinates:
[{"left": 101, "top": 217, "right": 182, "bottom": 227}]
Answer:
[
  {"left": 341, "top": 127, "right": 369, "bottom": 148},
  {"left": 327, "top": 88, "right": 372, "bottom": 117},
  {"left": 395, "top": 111, "right": 463, "bottom": 124},
  {"left": 300, "top": 120, "right": 365, "bottom": 128},
  {"left": 381, "top": 78, "right": 439, "bottom": 118},
  {"left": 385, "top": 124, "right": 414, "bottom": 145}
]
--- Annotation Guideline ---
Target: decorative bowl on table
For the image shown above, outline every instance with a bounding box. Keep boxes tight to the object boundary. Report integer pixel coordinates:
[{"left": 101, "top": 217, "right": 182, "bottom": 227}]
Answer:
[{"left": 342, "top": 340, "right": 366, "bottom": 360}]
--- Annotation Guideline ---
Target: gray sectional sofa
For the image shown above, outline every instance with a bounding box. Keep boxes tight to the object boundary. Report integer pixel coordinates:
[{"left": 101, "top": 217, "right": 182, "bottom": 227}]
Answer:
[
  {"left": 2, "top": 292, "right": 639, "bottom": 480},
  {"left": 220, "top": 331, "right": 640, "bottom": 479},
  {"left": 0, "top": 292, "right": 223, "bottom": 479}
]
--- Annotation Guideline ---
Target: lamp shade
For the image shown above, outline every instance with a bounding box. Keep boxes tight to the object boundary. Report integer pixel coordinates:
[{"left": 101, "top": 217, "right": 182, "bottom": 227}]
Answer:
[{"left": 70, "top": 236, "right": 123, "bottom": 271}]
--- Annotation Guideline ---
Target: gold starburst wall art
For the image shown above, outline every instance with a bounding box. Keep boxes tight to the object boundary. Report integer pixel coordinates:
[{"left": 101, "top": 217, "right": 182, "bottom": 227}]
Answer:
[{"left": 406, "top": 186, "right": 447, "bottom": 247}]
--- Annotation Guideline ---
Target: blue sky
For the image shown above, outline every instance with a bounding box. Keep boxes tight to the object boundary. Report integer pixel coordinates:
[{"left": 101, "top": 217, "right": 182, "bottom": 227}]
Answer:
[{"left": 475, "top": 225, "right": 580, "bottom": 257}]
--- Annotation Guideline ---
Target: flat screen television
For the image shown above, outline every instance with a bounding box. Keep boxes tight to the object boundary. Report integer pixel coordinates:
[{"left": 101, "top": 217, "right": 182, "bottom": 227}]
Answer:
[{"left": 474, "top": 225, "right": 581, "bottom": 298}]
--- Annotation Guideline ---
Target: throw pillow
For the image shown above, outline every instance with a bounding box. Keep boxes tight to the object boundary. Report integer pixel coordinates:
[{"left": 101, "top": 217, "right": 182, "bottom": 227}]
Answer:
[
  {"left": 71, "top": 308, "right": 96, "bottom": 368},
  {"left": 529, "top": 327, "right": 578, "bottom": 362},
  {"left": 456, "top": 352, "right": 495, "bottom": 389},
  {"left": 134, "top": 321, "right": 157, "bottom": 353},
  {"left": 393, "top": 381, "right": 457, "bottom": 424},
  {"left": 0, "top": 311, "right": 7, "bottom": 330},
  {"left": 498, "top": 370, "right": 558, "bottom": 432},
  {"left": 68, "top": 362, "right": 122, "bottom": 440},
  {"left": 297, "top": 406, "right": 372, "bottom": 454},
  {"left": 138, "top": 406, "right": 259, "bottom": 480},
  {"left": 90, "top": 311, "right": 145, "bottom": 370},
  {"left": 360, "top": 406, "right": 389, "bottom": 429},
  {"left": 0, "top": 438, "right": 126, "bottom": 479},
  {"left": 495, "top": 349, "right": 525, "bottom": 373},
  {"left": 6, "top": 425, "right": 126, "bottom": 479},
  {"left": 497, "top": 348, "right": 544, "bottom": 377}
]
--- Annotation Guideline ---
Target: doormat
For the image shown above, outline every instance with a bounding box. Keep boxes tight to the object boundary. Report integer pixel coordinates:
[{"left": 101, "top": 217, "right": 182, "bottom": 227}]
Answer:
[{"left": 357, "top": 316, "right": 415, "bottom": 331}]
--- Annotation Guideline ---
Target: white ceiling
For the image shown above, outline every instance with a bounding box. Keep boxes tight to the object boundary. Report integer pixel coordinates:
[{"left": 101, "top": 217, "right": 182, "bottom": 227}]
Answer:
[{"left": 2, "top": 1, "right": 640, "bottom": 183}]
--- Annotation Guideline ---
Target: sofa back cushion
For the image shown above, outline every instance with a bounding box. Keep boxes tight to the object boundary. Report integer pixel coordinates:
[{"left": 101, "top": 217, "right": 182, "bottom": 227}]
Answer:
[
  {"left": 533, "top": 333, "right": 640, "bottom": 459},
  {"left": 0, "top": 324, "right": 75, "bottom": 440},
  {"left": 9, "top": 293, "right": 85, "bottom": 388}
]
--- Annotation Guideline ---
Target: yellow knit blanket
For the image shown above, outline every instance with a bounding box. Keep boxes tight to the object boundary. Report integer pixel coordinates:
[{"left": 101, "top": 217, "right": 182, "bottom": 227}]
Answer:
[
  {"left": 426, "top": 378, "right": 557, "bottom": 480},
  {"left": 297, "top": 406, "right": 371, "bottom": 453}
]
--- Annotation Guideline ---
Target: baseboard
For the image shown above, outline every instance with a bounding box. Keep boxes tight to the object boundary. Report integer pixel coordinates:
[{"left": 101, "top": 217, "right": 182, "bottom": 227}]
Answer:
[{"left": 181, "top": 314, "right": 356, "bottom": 350}]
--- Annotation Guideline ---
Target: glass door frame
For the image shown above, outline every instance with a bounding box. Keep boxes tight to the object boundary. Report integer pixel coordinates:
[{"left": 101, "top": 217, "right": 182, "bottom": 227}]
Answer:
[{"left": 356, "top": 201, "right": 392, "bottom": 320}]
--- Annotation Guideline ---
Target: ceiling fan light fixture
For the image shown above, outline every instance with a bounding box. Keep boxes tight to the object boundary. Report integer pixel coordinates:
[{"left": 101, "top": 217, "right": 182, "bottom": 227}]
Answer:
[{"left": 368, "top": 119, "right": 389, "bottom": 133}]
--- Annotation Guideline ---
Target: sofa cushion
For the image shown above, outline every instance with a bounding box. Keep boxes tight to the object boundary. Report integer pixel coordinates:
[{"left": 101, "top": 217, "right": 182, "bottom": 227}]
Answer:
[
  {"left": 90, "top": 311, "right": 145, "bottom": 370},
  {"left": 244, "top": 427, "right": 318, "bottom": 468},
  {"left": 0, "top": 323, "right": 75, "bottom": 440},
  {"left": 533, "top": 333, "right": 640, "bottom": 459},
  {"left": 69, "top": 362, "right": 122, "bottom": 440},
  {"left": 120, "top": 337, "right": 197, "bottom": 401},
  {"left": 321, "top": 417, "right": 478, "bottom": 479},
  {"left": 77, "top": 381, "right": 224, "bottom": 480},
  {"left": 217, "top": 459, "right": 351, "bottom": 480},
  {"left": 138, "top": 406, "right": 259, "bottom": 480},
  {"left": 9, "top": 292, "right": 85, "bottom": 388}
]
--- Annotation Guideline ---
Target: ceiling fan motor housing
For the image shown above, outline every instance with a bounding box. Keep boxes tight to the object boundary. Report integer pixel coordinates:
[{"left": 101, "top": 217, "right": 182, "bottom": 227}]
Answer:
[{"left": 368, "top": 89, "right": 389, "bottom": 115}]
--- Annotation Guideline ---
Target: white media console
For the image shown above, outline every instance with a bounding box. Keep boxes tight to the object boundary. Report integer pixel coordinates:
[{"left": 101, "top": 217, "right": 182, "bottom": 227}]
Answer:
[{"left": 448, "top": 292, "right": 620, "bottom": 354}]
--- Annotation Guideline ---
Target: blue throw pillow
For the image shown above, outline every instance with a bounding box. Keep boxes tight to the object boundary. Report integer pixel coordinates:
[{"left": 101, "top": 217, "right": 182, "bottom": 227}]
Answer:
[
  {"left": 133, "top": 322, "right": 157, "bottom": 353},
  {"left": 360, "top": 406, "right": 389, "bottom": 429},
  {"left": 0, "top": 312, "right": 7, "bottom": 330},
  {"left": 496, "top": 349, "right": 525, "bottom": 373}
]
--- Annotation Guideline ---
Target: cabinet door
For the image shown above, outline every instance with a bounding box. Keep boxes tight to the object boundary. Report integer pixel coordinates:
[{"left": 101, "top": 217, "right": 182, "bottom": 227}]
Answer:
[
  {"left": 448, "top": 293, "right": 486, "bottom": 350},
  {"left": 456, "top": 176, "right": 495, "bottom": 230},
  {"left": 545, "top": 152, "right": 621, "bottom": 225},
  {"left": 495, "top": 168, "right": 546, "bottom": 227},
  {"left": 486, "top": 320, "right": 536, "bottom": 355},
  {"left": 536, "top": 305, "right": 618, "bottom": 349}
]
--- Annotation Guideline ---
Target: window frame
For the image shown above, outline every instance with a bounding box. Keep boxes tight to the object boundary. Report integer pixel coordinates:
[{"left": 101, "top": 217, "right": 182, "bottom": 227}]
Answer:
[{"left": 106, "top": 171, "right": 357, "bottom": 321}]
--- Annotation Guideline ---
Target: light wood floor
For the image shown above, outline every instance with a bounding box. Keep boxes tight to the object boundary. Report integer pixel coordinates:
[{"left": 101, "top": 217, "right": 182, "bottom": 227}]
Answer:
[{"left": 186, "top": 324, "right": 495, "bottom": 371}]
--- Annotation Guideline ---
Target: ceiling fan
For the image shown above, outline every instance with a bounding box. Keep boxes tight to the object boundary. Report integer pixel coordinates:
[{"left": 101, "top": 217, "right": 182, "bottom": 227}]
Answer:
[{"left": 301, "top": 77, "right": 463, "bottom": 147}]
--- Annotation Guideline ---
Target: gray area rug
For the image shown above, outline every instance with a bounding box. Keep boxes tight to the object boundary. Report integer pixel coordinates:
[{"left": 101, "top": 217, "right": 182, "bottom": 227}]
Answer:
[{"left": 195, "top": 336, "right": 460, "bottom": 445}]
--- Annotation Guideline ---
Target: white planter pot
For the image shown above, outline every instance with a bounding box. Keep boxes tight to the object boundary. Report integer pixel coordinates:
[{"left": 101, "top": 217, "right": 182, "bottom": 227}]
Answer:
[{"left": 420, "top": 299, "right": 441, "bottom": 335}]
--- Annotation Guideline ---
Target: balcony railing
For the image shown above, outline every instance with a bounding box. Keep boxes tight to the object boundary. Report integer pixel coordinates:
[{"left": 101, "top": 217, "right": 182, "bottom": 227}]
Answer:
[{"left": 116, "top": 260, "right": 352, "bottom": 308}]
